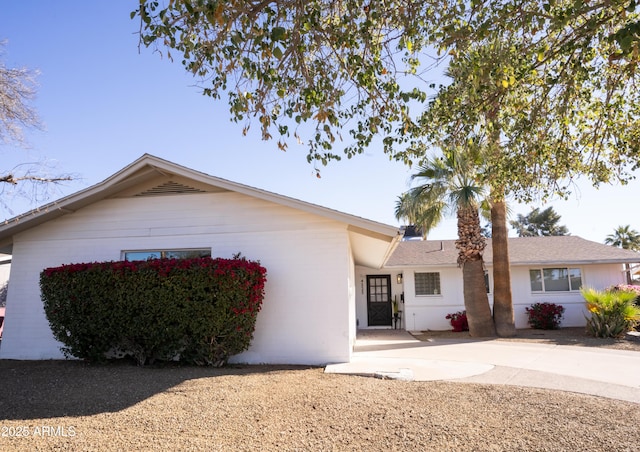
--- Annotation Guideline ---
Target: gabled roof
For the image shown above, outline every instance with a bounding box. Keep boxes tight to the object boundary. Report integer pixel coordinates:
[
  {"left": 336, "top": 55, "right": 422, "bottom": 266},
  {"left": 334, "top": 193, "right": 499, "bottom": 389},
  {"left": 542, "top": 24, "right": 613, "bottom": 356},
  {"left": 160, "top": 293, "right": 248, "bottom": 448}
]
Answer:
[
  {"left": 0, "top": 154, "right": 401, "bottom": 268},
  {"left": 386, "top": 236, "right": 640, "bottom": 268}
]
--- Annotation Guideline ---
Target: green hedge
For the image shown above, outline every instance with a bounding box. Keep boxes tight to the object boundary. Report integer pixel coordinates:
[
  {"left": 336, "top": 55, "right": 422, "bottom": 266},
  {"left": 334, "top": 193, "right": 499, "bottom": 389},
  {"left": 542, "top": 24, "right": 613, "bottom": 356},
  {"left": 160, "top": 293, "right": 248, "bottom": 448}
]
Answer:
[{"left": 40, "top": 256, "right": 267, "bottom": 366}]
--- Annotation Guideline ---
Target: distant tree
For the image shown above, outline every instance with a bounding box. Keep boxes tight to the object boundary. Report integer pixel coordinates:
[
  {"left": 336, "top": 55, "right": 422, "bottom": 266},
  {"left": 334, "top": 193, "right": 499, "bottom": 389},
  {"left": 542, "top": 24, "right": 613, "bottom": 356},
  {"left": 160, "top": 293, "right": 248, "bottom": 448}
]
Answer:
[
  {"left": 394, "top": 193, "right": 428, "bottom": 239},
  {"left": 0, "top": 43, "right": 72, "bottom": 215},
  {"left": 605, "top": 225, "right": 640, "bottom": 251},
  {"left": 480, "top": 222, "right": 492, "bottom": 238},
  {"left": 605, "top": 225, "right": 640, "bottom": 285},
  {"left": 510, "top": 207, "right": 569, "bottom": 237}
]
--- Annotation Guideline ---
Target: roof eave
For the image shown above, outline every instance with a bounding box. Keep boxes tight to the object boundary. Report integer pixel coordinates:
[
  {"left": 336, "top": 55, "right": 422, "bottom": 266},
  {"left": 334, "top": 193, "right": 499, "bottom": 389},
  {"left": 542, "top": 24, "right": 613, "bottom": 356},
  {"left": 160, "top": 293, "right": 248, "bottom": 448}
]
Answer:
[
  {"left": 0, "top": 154, "right": 400, "bottom": 248},
  {"left": 509, "top": 259, "right": 640, "bottom": 266}
]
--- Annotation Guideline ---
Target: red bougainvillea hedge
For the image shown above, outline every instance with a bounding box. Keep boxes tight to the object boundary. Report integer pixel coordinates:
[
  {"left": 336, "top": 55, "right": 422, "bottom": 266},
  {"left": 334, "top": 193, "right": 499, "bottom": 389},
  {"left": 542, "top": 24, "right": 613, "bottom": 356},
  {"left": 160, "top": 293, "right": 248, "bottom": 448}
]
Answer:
[{"left": 40, "top": 257, "right": 266, "bottom": 366}]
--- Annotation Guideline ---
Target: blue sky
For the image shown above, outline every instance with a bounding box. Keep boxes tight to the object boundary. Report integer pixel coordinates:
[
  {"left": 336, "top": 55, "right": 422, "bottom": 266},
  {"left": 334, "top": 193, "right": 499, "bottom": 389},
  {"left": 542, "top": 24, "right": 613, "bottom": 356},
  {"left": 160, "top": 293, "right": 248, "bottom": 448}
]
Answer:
[{"left": 0, "top": 2, "right": 637, "bottom": 243}]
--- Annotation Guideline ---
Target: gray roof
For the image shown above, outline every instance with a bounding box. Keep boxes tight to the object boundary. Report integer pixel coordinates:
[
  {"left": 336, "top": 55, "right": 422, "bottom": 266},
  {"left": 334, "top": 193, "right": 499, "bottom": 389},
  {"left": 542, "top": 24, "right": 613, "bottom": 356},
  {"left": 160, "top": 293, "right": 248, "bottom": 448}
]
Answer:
[{"left": 385, "top": 236, "right": 640, "bottom": 268}]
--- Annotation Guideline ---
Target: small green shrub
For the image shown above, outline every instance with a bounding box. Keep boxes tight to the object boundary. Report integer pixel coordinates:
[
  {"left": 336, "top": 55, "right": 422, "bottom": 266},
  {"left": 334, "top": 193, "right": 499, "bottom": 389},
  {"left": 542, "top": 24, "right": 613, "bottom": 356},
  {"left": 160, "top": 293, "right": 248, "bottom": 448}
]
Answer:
[
  {"left": 582, "top": 287, "right": 640, "bottom": 338},
  {"left": 40, "top": 256, "right": 266, "bottom": 366},
  {"left": 525, "top": 302, "right": 565, "bottom": 330}
]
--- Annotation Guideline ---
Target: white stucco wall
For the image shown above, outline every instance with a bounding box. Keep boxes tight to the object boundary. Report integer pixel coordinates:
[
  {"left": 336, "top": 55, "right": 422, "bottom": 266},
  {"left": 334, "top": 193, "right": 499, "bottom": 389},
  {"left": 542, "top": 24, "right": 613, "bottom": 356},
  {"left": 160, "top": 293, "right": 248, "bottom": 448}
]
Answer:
[
  {"left": 404, "top": 267, "right": 467, "bottom": 331},
  {"left": 358, "top": 262, "right": 630, "bottom": 331},
  {"left": 354, "top": 265, "right": 456, "bottom": 331},
  {"left": 510, "top": 263, "right": 628, "bottom": 328},
  {"left": 347, "top": 246, "right": 357, "bottom": 348},
  {"left": 1, "top": 191, "right": 355, "bottom": 365}
]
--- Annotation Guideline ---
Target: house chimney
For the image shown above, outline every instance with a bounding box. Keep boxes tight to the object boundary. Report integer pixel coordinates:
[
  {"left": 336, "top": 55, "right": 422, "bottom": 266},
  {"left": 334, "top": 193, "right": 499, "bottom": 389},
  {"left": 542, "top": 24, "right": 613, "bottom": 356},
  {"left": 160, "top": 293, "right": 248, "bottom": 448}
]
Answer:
[{"left": 401, "top": 225, "right": 423, "bottom": 241}]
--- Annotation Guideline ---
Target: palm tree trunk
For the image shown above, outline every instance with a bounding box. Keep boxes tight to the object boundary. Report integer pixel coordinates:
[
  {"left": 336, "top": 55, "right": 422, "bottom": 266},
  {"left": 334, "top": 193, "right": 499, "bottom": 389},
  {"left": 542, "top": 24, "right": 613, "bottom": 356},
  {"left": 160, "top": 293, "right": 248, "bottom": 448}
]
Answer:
[
  {"left": 463, "top": 257, "right": 496, "bottom": 336},
  {"left": 484, "top": 100, "right": 516, "bottom": 338},
  {"left": 491, "top": 196, "right": 516, "bottom": 337},
  {"left": 457, "top": 204, "right": 496, "bottom": 337}
]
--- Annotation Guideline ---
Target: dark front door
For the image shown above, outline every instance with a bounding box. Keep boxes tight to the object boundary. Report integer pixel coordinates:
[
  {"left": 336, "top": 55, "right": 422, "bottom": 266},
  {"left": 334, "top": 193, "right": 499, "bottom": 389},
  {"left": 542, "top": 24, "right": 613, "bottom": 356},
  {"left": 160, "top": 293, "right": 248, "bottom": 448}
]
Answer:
[{"left": 367, "top": 275, "right": 392, "bottom": 326}]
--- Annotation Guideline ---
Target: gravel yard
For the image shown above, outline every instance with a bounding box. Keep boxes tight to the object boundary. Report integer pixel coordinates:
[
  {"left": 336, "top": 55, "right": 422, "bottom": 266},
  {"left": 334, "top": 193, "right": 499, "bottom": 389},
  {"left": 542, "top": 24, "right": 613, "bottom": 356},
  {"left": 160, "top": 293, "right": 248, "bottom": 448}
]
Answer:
[
  {"left": 1, "top": 335, "right": 640, "bottom": 452},
  {"left": 414, "top": 327, "right": 640, "bottom": 352}
]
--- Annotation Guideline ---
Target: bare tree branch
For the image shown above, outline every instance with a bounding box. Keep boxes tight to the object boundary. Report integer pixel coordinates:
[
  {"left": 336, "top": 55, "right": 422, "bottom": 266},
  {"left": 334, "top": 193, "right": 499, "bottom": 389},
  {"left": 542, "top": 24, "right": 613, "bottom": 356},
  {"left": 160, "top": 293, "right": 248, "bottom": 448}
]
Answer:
[
  {"left": 0, "top": 42, "right": 76, "bottom": 217},
  {"left": 0, "top": 41, "right": 42, "bottom": 147},
  {"left": 0, "top": 174, "right": 73, "bottom": 185}
]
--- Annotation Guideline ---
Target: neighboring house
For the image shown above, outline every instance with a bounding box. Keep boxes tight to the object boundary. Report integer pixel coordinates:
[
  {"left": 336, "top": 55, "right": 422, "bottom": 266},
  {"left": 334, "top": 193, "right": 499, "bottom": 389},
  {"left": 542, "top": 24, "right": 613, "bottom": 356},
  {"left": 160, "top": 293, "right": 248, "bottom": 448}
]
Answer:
[
  {"left": 0, "top": 254, "right": 9, "bottom": 338},
  {"left": 0, "top": 154, "right": 400, "bottom": 364},
  {"left": 0, "top": 253, "right": 11, "bottom": 294},
  {"left": 0, "top": 254, "right": 9, "bottom": 292},
  {"left": 356, "top": 237, "right": 640, "bottom": 331}
]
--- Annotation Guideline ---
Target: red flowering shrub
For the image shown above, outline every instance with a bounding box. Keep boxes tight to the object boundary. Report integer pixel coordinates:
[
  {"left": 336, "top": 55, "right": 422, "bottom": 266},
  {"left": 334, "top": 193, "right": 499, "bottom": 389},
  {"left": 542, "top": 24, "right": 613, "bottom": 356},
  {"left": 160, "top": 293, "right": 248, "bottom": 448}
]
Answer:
[
  {"left": 525, "top": 302, "right": 564, "bottom": 329},
  {"left": 40, "top": 256, "right": 266, "bottom": 366},
  {"left": 445, "top": 310, "right": 469, "bottom": 332}
]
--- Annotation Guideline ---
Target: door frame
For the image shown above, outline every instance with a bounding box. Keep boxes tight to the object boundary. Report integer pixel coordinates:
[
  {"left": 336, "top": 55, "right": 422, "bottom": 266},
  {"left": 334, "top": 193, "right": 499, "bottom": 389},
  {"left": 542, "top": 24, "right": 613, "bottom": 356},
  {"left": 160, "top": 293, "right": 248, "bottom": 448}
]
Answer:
[{"left": 366, "top": 274, "right": 392, "bottom": 327}]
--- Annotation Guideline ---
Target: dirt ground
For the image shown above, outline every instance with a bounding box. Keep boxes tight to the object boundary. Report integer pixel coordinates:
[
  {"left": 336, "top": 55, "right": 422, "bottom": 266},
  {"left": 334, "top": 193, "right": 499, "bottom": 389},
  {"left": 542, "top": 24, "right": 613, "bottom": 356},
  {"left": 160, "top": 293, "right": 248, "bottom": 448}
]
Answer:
[
  {"left": 1, "top": 327, "right": 640, "bottom": 451},
  {"left": 414, "top": 326, "right": 640, "bottom": 352}
]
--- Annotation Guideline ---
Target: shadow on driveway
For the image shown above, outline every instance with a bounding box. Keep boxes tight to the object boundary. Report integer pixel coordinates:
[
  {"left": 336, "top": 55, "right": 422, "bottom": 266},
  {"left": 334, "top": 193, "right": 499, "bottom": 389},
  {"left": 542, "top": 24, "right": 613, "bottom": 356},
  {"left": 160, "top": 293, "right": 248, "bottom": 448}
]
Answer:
[{"left": 353, "top": 329, "right": 495, "bottom": 353}]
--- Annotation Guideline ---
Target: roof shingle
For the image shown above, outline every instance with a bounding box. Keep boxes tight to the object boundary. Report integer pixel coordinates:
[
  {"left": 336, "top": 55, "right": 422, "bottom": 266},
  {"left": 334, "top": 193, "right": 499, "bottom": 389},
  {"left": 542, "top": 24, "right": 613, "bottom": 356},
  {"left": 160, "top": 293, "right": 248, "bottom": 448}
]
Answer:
[{"left": 385, "top": 236, "right": 640, "bottom": 267}]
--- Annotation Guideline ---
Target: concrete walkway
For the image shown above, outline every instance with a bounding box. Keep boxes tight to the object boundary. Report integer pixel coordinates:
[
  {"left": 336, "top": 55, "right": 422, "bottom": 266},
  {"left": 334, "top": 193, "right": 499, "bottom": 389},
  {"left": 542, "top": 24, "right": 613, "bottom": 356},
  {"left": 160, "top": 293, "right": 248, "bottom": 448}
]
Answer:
[{"left": 325, "top": 330, "right": 640, "bottom": 403}]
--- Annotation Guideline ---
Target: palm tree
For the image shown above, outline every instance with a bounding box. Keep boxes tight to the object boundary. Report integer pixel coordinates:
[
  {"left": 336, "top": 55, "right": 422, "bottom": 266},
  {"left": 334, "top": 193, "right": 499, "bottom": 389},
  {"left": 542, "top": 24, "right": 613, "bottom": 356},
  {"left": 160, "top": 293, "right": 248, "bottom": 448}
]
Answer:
[
  {"left": 484, "top": 90, "right": 517, "bottom": 338},
  {"left": 396, "top": 149, "right": 496, "bottom": 337},
  {"left": 605, "top": 225, "right": 640, "bottom": 284},
  {"left": 394, "top": 193, "right": 429, "bottom": 239},
  {"left": 414, "top": 43, "right": 521, "bottom": 338},
  {"left": 605, "top": 225, "right": 640, "bottom": 250}
]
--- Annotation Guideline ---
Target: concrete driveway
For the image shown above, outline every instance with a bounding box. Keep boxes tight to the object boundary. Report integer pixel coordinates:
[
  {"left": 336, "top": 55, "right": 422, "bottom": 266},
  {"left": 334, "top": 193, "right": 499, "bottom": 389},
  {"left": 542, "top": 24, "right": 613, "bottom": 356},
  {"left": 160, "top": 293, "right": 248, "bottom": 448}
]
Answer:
[{"left": 325, "top": 330, "right": 640, "bottom": 403}]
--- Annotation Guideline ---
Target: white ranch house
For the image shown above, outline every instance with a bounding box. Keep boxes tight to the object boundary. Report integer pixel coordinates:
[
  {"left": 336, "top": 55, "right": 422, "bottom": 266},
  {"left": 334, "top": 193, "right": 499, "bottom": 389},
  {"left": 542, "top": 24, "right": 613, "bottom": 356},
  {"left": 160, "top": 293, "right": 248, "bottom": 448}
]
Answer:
[{"left": 0, "top": 155, "right": 638, "bottom": 364}]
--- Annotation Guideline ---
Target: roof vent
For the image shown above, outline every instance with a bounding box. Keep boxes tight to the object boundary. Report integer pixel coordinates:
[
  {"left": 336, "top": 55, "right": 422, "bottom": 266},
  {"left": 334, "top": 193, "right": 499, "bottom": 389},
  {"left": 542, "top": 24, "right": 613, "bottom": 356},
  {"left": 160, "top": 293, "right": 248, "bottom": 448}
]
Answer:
[{"left": 135, "top": 181, "right": 208, "bottom": 197}]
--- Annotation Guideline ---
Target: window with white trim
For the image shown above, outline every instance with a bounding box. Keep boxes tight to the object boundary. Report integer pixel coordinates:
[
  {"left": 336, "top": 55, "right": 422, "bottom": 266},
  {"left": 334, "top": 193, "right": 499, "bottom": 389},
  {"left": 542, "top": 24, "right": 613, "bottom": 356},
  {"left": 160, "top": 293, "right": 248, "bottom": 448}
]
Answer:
[
  {"left": 123, "top": 248, "right": 211, "bottom": 261},
  {"left": 529, "top": 267, "right": 582, "bottom": 292},
  {"left": 415, "top": 272, "right": 441, "bottom": 295}
]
